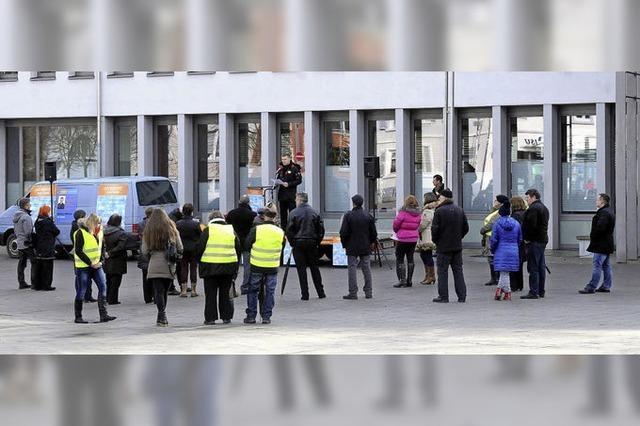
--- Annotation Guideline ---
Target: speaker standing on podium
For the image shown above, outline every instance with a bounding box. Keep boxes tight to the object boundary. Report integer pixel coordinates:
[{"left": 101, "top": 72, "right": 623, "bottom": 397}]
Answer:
[{"left": 275, "top": 154, "right": 302, "bottom": 229}]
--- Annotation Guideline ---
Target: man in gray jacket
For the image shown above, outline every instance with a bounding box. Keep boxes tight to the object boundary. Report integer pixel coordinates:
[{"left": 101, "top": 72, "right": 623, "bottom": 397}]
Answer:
[{"left": 13, "top": 198, "right": 34, "bottom": 289}]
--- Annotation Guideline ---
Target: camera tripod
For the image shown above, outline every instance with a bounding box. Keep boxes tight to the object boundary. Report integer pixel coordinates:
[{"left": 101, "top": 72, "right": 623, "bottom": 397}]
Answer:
[{"left": 368, "top": 178, "right": 393, "bottom": 270}]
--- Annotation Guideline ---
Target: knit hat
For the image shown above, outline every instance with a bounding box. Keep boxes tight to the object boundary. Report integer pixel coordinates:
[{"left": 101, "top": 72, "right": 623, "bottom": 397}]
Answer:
[
  {"left": 351, "top": 194, "right": 364, "bottom": 207},
  {"left": 496, "top": 194, "right": 509, "bottom": 204},
  {"left": 73, "top": 209, "right": 86, "bottom": 220},
  {"left": 499, "top": 202, "right": 511, "bottom": 217},
  {"left": 440, "top": 189, "right": 453, "bottom": 199}
]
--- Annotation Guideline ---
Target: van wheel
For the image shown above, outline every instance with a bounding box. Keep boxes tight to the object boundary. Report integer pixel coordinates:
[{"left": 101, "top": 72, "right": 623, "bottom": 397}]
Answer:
[{"left": 6, "top": 233, "right": 19, "bottom": 259}]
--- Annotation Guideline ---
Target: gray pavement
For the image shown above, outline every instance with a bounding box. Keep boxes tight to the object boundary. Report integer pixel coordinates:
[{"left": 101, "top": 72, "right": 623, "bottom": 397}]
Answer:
[{"left": 0, "top": 250, "right": 639, "bottom": 354}]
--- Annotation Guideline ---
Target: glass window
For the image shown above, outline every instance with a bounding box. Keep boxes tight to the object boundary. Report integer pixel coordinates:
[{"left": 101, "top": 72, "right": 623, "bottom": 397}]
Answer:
[
  {"left": 39, "top": 125, "right": 99, "bottom": 179},
  {"left": 368, "top": 119, "right": 396, "bottom": 213},
  {"left": 238, "top": 121, "right": 262, "bottom": 199},
  {"left": 561, "top": 114, "right": 597, "bottom": 212},
  {"left": 136, "top": 180, "right": 178, "bottom": 206},
  {"left": 461, "top": 116, "right": 493, "bottom": 213},
  {"left": 510, "top": 116, "right": 544, "bottom": 199},
  {"left": 414, "top": 117, "right": 445, "bottom": 201},
  {"left": 115, "top": 124, "right": 137, "bottom": 176},
  {"left": 197, "top": 124, "right": 220, "bottom": 212},
  {"left": 279, "top": 121, "right": 305, "bottom": 192},
  {"left": 323, "top": 120, "right": 350, "bottom": 212},
  {"left": 69, "top": 72, "right": 94, "bottom": 79},
  {"left": 23, "top": 127, "right": 37, "bottom": 191},
  {"left": 156, "top": 124, "right": 179, "bottom": 181},
  {"left": 31, "top": 71, "right": 56, "bottom": 80},
  {"left": 6, "top": 127, "right": 20, "bottom": 205}
]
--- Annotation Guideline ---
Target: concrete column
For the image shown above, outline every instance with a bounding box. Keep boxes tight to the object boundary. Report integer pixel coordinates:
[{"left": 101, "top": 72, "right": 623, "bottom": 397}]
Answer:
[
  {"left": 304, "top": 111, "right": 321, "bottom": 209},
  {"left": 543, "top": 104, "right": 560, "bottom": 250},
  {"left": 395, "top": 109, "right": 412, "bottom": 210},
  {"left": 0, "top": 121, "right": 6, "bottom": 211},
  {"left": 177, "top": 114, "right": 194, "bottom": 205},
  {"left": 137, "top": 115, "right": 154, "bottom": 176},
  {"left": 596, "top": 103, "right": 612, "bottom": 197},
  {"left": 101, "top": 117, "right": 115, "bottom": 177},
  {"left": 349, "top": 110, "right": 366, "bottom": 206},
  {"left": 615, "top": 73, "right": 628, "bottom": 262},
  {"left": 492, "top": 106, "right": 509, "bottom": 199},
  {"left": 261, "top": 112, "right": 278, "bottom": 187},
  {"left": 387, "top": 0, "right": 444, "bottom": 70},
  {"left": 447, "top": 108, "right": 460, "bottom": 202},
  {"left": 625, "top": 98, "right": 638, "bottom": 260},
  {"left": 219, "top": 113, "right": 236, "bottom": 214}
]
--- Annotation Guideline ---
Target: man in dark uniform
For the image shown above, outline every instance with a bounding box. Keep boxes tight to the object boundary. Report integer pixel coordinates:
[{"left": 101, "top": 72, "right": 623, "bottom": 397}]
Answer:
[{"left": 275, "top": 154, "right": 302, "bottom": 229}]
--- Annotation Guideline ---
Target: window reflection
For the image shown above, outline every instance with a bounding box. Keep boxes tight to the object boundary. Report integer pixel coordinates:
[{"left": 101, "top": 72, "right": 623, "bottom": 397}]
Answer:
[
  {"left": 238, "top": 121, "right": 262, "bottom": 199},
  {"left": 561, "top": 114, "right": 597, "bottom": 212},
  {"left": 197, "top": 124, "right": 220, "bottom": 212},
  {"left": 414, "top": 117, "right": 445, "bottom": 201},
  {"left": 323, "top": 120, "right": 350, "bottom": 212},
  {"left": 510, "top": 116, "right": 544, "bottom": 199},
  {"left": 461, "top": 116, "right": 493, "bottom": 213}
]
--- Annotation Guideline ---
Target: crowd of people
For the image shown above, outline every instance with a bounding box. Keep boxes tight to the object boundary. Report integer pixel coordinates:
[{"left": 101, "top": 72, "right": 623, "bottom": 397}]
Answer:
[{"left": 11, "top": 156, "right": 617, "bottom": 326}]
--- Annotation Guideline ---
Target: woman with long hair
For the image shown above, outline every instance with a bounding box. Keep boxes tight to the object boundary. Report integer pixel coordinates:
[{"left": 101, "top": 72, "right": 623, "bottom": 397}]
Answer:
[
  {"left": 142, "top": 209, "right": 183, "bottom": 326},
  {"left": 417, "top": 193, "right": 439, "bottom": 285},
  {"left": 509, "top": 196, "right": 528, "bottom": 292},
  {"left": 73, "top": 213, "right": 116, "bottom": 323},
  {"left": 392, "top": 195, "right": 422, "bottom": 288}
]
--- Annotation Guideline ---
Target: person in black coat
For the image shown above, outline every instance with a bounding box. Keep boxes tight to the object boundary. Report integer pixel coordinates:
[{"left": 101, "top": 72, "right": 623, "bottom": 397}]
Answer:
[
  {"left": 196, "top": 211, "right": 242, "bottom": 324},
  {"left": 509, "top": 196, "right": 528, "bottom": 292},
  {"left": 580, "top": 193, "right": 616, "bottom": 294},
  {"left": 32, "top": 205, "right": 60, "bottom": 291},
  {"left": 226, "top": 195, "right": 257, "bottom": 287},
  {"left": 166, "top": 207, "right": 184, "bottom": 296},
  {"left": 431, "top": 189, "right": 469, "bottom": 303},
  {"left": 520, "top": 188, "right": 550, "bottom": 300},
  {"left": 137, "top": 207, "right": 155, "bottom": 304},
  {"left": 71, "top": 209, "right": 96, "bottom": 302},
  {"left": 103, "top": 214, "right": 128, "bottom": 304},
  {"left": 286, "top": 193, "right": 326, "bottom": 300},
  {"left": 340, "top": 194, "right": 378, "bottom": 300},
  {"left": 275, "top": 154, "right": 302, "bottom": 230},
  {"left": 176, "top": 203, "right": 202, "bottom": 297}
]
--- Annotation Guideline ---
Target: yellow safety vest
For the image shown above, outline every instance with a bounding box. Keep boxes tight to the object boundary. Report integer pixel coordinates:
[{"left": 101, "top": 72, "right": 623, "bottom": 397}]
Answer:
[
  {"left": 250, "top": 224, "right": 284, "bottom": 269},
  {"left": 483, "top": 210, "right": 500, "bottom": 238},
  {"left": 201, "top": 223, "right": 238, "bottom": 264},
  {"left": 74, "top": 228, "right": 102, "bottom": 268}
]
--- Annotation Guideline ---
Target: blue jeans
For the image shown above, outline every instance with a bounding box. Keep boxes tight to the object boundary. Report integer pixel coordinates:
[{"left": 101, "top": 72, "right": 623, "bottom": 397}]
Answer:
[
  {"left": 526, "top": 242, "right": 547, "bottom": 296},
  {"left": 245, "top": 272, "right": 277, "bottom": 320},
  {"left": 586, "top": 253, "right": 613, "bottom": 291},
  {"left": 75, "top": 267, "right": 107, "bottom": 300}
]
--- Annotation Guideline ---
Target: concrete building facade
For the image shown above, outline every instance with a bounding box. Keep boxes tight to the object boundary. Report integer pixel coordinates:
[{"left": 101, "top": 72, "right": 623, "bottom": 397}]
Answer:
[{"left": 0, "top": 71, "right": 637, "bottom": 260}]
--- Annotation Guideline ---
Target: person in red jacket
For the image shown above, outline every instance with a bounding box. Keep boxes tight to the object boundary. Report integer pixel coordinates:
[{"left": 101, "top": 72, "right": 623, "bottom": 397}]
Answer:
[{"left": 392, "top": 195, "right": 422, "bottom": 288}]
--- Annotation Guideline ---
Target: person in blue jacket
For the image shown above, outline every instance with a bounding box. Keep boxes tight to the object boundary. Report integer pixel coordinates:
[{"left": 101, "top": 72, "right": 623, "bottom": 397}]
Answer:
[{"left": 490, "top": 202, "right": 523, "bottom": 301}]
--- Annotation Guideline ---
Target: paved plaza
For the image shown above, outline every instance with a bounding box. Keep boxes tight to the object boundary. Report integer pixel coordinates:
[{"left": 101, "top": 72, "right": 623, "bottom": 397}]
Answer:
[{"left": 0, "top": 251, "right": 639, "bottom": 354}]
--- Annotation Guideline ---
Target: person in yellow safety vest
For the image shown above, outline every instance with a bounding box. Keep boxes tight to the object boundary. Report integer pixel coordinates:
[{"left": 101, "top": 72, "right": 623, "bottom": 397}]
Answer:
[
  {"left": 73, "top": 213, "right": 116, "bottom": 324},
  {"left": 480, "top": 195, "right": 510, "bottom": 286},
  {"left": 196, "top": 211, "right": 242, "bottom": 325},
  {"left": 242, "top": 208, "right": 285, "bottom": 325}
]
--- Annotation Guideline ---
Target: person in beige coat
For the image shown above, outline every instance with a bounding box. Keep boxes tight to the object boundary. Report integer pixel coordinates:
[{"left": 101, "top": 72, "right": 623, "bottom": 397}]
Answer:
[
  {"left": 141, "top": 209, "right": 184, "bottom": 326},
  {"left": 417, "top": 193, "right": 439, "bottom": 285}
]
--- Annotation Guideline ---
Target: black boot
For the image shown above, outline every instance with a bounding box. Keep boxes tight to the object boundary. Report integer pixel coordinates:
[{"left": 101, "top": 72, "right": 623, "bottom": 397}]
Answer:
[
  {"left": 406, "top": 263, "right": 415, "bottom": 287},
  {"left": 168, "top": 282, "right": 180, "bottom": 296},
  {"left": 157, "top": 312, "right": 168, "bottom": 326},
  {"left": 98, "top": 297, "right": 116, "bottom": 322},
  {"left": 84, "top": 286, "right": 97, "bottom": 302},
  {"left": 393, "top": 264, "right": 407, "bottom": 288},
  {"left": 74, "top": 300, "right": 88, "bottom": 324},
  {"left": 484, "top": 264, "right": 497, "bottom": 286}
]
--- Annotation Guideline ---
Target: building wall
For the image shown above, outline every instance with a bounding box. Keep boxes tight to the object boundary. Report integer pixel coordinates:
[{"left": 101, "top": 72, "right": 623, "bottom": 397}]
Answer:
[{"left": 0, "top": 71, "right": 629, "bottom": 256}]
